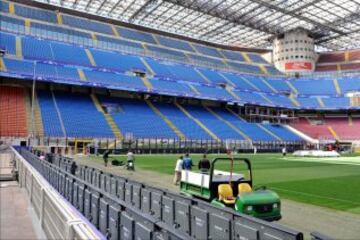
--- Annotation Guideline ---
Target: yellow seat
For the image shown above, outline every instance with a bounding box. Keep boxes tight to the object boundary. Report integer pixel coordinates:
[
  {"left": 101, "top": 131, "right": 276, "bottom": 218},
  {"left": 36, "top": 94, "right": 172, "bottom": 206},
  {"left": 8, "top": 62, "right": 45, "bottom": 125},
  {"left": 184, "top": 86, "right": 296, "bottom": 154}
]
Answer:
[
  {"left": 238, "top": 183, "right": 252, "bottom": 194},
  {"left": 218, "top": 184, "right": 236, "bottom": 205}
]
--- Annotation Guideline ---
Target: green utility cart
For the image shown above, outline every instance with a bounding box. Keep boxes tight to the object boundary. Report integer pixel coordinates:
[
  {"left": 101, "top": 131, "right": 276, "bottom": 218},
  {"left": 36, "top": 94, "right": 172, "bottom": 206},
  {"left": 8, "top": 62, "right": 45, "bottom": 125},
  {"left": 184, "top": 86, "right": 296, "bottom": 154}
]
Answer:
[{"left": 180, "top": 158, "right": 281, "bottom": 221}]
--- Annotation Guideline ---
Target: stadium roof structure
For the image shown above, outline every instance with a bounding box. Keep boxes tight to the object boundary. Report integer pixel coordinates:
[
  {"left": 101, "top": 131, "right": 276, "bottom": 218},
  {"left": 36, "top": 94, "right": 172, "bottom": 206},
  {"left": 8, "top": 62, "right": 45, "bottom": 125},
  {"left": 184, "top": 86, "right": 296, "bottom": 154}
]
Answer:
[{"left": 36, "top": 0, "right": 360, "bottom": 51}]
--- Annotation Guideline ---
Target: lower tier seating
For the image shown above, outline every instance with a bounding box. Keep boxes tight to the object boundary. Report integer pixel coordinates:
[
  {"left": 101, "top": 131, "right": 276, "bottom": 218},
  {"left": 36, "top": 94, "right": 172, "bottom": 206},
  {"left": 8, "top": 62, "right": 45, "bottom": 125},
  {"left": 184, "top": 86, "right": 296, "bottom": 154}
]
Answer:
[
  {"left": 0, "top": 86, "right": 27, "bottom": 137},
  {"left": 291, "top": 117, "right": 360, "bottom": 140}
]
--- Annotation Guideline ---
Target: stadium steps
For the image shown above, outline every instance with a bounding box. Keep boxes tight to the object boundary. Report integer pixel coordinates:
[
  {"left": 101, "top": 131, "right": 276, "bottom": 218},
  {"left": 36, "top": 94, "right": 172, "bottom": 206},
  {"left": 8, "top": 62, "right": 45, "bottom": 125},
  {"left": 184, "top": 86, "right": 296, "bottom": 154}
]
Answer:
[
  {"left": 24, "top": 89, "right": 32, "bottom": 136},
  {"left": 349, "top": 115, "right": 352, "bottom": 126},
  {"left": 286, "top": 81, "right": 298, "bottom": 95},
  {"left": 328, "top": 126, "right": 339, "bottom": 140},
  {"left": 225, "top": 87, "right": 240, "bottom": 100},
  {"left": 0, "top": 58, "right": 7, "bottom": 72},
  {"left": 194, "top": 68, "right": 212, "bottom": 84},
  {"left": 336, "top": 64, "right": 341, "bottom": 72},
  {"left": 51, "top": 91, "right": 67, "bottom": 137},
  {"left": 15, "top": 36, "right": 22, "bottom": 58},
  {"left": 90, "top": 94, "right": 123, "bottom": 140},
  {"left": 188, "top": 84, "right": 200, "bottom": 95},
  {"left": 218, "top": 73, "right": 236, "bottom": 87},
  {"left": 317, "top": 97, "right": 325, "bottom": 108},
  {"left": 111, "top": 25, "right": 119, "bottom": 37},
  {"left": 241, "top": 52, "right": 251, "bottom": 63},
  {"left": 226, "top": 107, "right": 246, "bottom": 122},
  {"left": 240, "top": 76, "right": 260, "bottom": 91},
  {"left": 141, "top": 77, "right": 153, "bottom": 90},
  {"left": 91, "top": 32, "right": 97, "bottom": 45},
  {"left": 56, "top": 12, "right": 63, "bottom": 25},
  {"left": 9, "top": 2, "right": 15, "bottom": 14},
  {"left": 145, "top": 100, "right": 186, "bottom": 140},
  {"left": 140, "top": 58, "right": 155, "bottom": 75},
  {"left": 85, "top": 49, "right": 97, "bottom": 66},
  {"left": 33, "top": 92, "right": 44, "bottom": 137},
  {"left": 333, "top": 79, "right": 341, "bottom": 95},
  {"left": 259, "top": 65, "right": 269, "bottom": 75},
  {"left": 174, "top": 102, "right": 220, "bottom": 141},
  {"left": 261, "top": 78, "right": 278, "bottom": 93},
  {"left": 204, "top": 106, "right": 251, "bottom": 141},
  {"left": 256, "top": 124, "right": 282, "bottom": 141},
  {"left": 289, "top": 95, "right": 300, "bottom": 107},
  {"left": 259, "top": 93, "right": 274, "bottom": 105},
  {"left": 25, "top": 19, "right": 31, "bottom": 34},
  {"left": 77, "top": 69, "right": 87, "bottom": 81}
]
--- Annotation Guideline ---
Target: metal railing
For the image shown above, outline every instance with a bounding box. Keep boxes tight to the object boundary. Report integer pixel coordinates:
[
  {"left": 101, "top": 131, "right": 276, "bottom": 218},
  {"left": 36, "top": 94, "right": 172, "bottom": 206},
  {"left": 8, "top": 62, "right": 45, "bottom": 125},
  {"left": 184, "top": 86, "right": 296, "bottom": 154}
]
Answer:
[{"left": 11, "top": 146, "right": 104, "bottom": 240}]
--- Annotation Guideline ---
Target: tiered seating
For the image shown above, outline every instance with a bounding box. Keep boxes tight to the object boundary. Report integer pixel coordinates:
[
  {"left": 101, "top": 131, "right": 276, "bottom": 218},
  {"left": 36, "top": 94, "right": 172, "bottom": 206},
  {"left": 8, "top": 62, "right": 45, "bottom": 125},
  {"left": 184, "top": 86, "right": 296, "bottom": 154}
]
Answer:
[
  {"left": 117, "top": 27, "right": 157, "bottom": 44},
  {"left": 291, "top": 117, "right": 360, "bottom": 140},
  {"left": 37, "top": 91, "right": 64, "bottom": 137},
  {"left": 291, "top": 118, "right": 333, "bottom": 140},
  {"left": 0, "top": 86, "right": 27, "bottom": 137},
  {"left": 247, "top": 53, "right": 267, "bottom": 64},
  {"left": 193, "top": 45, "right": 223, "bottom": 58},
  {"left": 183, "top": 105, "right": 244, "bottom": 140},
  {"left": 292, "top": 79, "right": 336, "bottom": 95},
  {"left": 98, "top": 97, "right": 178, "bottom": 139},
  {"left": 54, "top": 92, "right": 114, "bottom": 138},
  {"left": 153, "top": 102, "right": 211, "bottom": 139},
  {"left": 0, "top": 32, "right": 16, "bottom": 55},
  {"left": 318, "top": 53, "right": 345, "bottom": 63},
  {"left": 261, "top": 124, "right": 300, "bottom": 141},
  {"left": 157, "top": 36, "right": 194, "bottom": 52}
]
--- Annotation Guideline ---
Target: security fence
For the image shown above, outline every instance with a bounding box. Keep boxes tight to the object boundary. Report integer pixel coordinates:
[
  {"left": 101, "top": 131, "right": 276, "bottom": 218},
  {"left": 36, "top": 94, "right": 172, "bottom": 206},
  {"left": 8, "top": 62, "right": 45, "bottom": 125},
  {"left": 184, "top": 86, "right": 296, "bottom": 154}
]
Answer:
[{"left": 15, "top": 147, "right": 314, "bottom": 240}]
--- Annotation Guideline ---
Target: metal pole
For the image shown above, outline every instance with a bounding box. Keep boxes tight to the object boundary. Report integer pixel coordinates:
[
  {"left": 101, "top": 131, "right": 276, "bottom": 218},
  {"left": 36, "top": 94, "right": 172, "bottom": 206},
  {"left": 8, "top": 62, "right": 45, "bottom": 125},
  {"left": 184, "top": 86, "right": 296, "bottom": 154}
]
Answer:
[{"left": 31, "top": 61, "right": 37, "bottom": 140}]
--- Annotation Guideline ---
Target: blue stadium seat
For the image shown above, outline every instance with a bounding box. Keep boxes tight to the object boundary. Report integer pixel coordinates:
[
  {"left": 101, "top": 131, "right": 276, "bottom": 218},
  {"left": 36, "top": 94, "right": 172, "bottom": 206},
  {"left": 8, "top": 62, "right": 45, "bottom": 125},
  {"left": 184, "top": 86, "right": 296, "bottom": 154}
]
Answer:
[
  {"left": 157, "top": 36, "right": 194, "bottom": 52},
  {"left": 261, "top": 124, "right": 301, "bottom": 141},
  {"left": 150, "top": 78, "right": 193, "bottom": 96},
  {"left": 146, "top": 45, "right": 187, "bottom": 59},
  {"left": 22, "top": 36, "right": 53, "bottom": 60},
  {"left": 338, "top": 77, "right": 360, "bottom": 93},
  {"left": 90, "top": 49, "right": 146, "bottom": 73},
  {"left": 0, "top": 32, "right": 16, "bottom": 55},
  {"left": 37, "top": 91, "right": 65, "bottom": 137},
  {"left": 322, "top": 97, "right": 350, "bottom": 109},
  {"left": 3, "top": 57, "right": 34, "bottom": 76},
  {"left": 188, "top": 54, "right": 226, "bottom": 68},
  {"left": 117, "top": 27, "right": 157, "bottom": 44},
  {"left": 221, "top": 73, "right": 258, "bottom": 91},
  {"left": 221, "top": 50, "right": 246, "bottom": 62},
  {"left": 228, "top": 62, "right": 261, "bottom": 74},
  {"left": 97, "top": 35, "right": 143, "bottom": 52},
  {"left": 297, "top": 97, "right": 321, "bottom": 109},
  {"left": 54, "top": 92, "right": 114, "bottom": 138},
  {"left": 98, "top": 96, "right": 178, "bottom": 139},
  {"left": 0, "top": 15, "right": 25, "bottom": 33},
  {"left": 193, "top": 45, "right": 223, "bottom": 58},
  {"left": 62, "top": 15, "right": 113, "bottom": 35},
  {"left": 51, "top": 42, "right": 90, "bottom": 66},
  {"left": 247, "top": 53, "right": 267, "bottom": 64},
  {"left": 266, "top": 94, "right": 294, "bottom": 108},
  {"left": 292, "top": 79, "right": 336, "bottom": 95},
  {"left": 35, "top": 62, "right": 57, "bottom": 79},
  {"left": 15, "top": 4, "right": 57, "bottom": 23},
  {"left": 241, "top": 75, "right": 273, "bottom": 93},
  {"left": 267, "top": 78, "right": 291, "bottom": 92},
  {"left": 195, "top": 85, "right": 234, "bottom": 100},
  {"left": 197, "top": 68, "right": 228, "bottom": 85},
  {"left": 155, "top": 102, "right": 212, "bottom": 139},
  {"left": 0, "top": 0, "right": 9, "bottom": 13}
]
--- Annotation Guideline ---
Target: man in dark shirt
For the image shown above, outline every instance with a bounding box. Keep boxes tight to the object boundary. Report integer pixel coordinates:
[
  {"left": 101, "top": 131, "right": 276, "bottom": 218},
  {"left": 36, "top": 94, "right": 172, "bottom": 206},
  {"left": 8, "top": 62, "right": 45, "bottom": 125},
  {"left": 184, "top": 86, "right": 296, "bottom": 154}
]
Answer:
[
  {"left": 198, "top": 154, "right": 211, "bottom": 173},
  {"left": 70, "top": 161, "right": 77, "bottom": 175},
  {"left": 103, "top": 150, "right": 111, "bottom": 167}
]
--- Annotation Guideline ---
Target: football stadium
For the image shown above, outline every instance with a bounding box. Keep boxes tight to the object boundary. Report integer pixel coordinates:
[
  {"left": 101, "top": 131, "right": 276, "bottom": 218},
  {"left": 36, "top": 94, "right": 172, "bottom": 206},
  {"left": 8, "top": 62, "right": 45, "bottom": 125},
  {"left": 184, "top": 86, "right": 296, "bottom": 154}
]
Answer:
[{"left": 0, "top": 0, "right": 360, "bottom": 239}]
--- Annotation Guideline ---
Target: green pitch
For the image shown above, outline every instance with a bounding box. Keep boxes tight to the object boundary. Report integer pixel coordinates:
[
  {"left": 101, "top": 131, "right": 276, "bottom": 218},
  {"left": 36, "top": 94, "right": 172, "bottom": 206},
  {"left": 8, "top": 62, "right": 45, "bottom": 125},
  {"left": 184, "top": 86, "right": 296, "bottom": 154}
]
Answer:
[{"left": 89, "top": 153, "right": 360, "bottom": 214}]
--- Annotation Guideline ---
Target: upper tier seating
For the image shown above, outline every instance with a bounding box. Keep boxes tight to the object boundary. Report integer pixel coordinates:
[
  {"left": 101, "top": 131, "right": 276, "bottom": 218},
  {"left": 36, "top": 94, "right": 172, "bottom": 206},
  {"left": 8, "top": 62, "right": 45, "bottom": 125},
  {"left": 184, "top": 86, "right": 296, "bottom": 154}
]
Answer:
[
  {"left": 292, "top": 79, "right": 336, "bottom": 95},
  {"left": 0, "top": 86, "right": 27, "bottom": 137},
  {"left": 0, "top": 0, "right": 274, "bottom": 77}
]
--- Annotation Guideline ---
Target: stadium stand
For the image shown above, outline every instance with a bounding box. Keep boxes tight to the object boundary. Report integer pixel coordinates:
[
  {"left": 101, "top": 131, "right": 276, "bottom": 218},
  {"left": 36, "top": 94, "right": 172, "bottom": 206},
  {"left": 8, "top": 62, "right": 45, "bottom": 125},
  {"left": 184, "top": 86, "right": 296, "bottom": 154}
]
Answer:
[{"left": 0, "top": 86, "right": 28, "bottom": 137}]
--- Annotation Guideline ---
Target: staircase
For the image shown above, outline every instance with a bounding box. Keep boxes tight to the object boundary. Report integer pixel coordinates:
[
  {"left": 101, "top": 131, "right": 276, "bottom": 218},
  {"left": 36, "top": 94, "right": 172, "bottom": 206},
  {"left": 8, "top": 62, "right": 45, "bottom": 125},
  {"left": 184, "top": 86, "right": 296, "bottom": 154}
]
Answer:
[
  {"left": 226, "top": 107, "right": 246, "bottom": 122},
  {"left": 33, "top": 92, "right": 44, "bottom": 137},
  {"left": 141, "top": 77, "right": 153, "bottom": 90},
  {"left": 90, "top": 94, "right": 123, "bottom": 140},
  {"left": 51, "top": 91, "right": 66, "bottom": 137},
  {"left": 289, "top": 95, "right": 300, "bottom": 107},
  {"left": 146, "top": 100, "right": 186, "bottom": 140},
  {"left": 327, "top": 126, "right": 339, "bottom": 140},
  {"left": 174, "top": 102, "right": 220, "bottom": 141}
]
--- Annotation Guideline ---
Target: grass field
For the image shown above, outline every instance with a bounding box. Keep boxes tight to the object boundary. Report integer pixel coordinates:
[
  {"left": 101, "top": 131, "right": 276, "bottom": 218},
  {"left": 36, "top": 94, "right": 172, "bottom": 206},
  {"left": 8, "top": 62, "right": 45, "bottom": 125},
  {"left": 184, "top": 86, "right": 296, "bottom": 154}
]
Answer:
[{"left": 88, "top": 153, "right": 360, "bottom": 214}]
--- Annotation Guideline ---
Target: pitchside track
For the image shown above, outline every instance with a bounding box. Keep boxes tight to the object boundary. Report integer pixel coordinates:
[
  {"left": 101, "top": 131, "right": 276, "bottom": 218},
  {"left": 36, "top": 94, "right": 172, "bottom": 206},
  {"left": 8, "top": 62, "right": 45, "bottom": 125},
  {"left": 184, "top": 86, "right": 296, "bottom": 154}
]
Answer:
[{"left": 80, "top": 153, "right": 360, "bottom": 215}]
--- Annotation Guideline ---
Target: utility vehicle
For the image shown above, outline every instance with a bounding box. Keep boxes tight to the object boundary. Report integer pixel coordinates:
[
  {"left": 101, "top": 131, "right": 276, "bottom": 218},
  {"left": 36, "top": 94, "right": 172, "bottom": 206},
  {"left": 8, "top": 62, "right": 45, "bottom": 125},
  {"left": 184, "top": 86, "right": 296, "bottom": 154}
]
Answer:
[{"left": 180, "top": 158, "right": 281, "bottom": 221}]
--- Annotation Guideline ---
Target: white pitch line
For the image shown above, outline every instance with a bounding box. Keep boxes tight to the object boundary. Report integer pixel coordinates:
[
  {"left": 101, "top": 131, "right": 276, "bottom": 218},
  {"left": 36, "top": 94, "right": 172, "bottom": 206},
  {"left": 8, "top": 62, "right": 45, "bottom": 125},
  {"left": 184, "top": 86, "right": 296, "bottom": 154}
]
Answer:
[{"left": 283, "top": 156, "right": 360, "bottom": 166}]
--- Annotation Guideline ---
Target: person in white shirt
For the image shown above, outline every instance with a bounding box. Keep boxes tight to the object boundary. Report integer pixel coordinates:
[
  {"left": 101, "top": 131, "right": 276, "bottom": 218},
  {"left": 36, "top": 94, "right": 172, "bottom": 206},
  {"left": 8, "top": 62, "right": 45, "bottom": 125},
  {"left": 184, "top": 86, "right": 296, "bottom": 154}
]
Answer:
[
  {"left": 253, "top": 146, "right": 257, "bottom": 155},
  {"left": 126, "top": 150, "right": 135, "bottom": 170},
  {"left": 282, "top": 147, "right": 287, "bottom": 158},
  {"left": 173, "top": 156, "right": 183, "bottom": 185}
]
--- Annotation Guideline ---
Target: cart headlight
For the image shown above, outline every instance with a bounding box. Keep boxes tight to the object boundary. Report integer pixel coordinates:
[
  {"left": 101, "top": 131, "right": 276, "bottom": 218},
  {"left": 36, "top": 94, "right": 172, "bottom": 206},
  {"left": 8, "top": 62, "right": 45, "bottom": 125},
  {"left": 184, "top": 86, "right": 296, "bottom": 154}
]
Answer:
[
  {"left": 246, "top": 205, "right": 253, "bottom": 212},
  {"left": 273, "top": 203, "right": 279, "bottom": 209}
]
